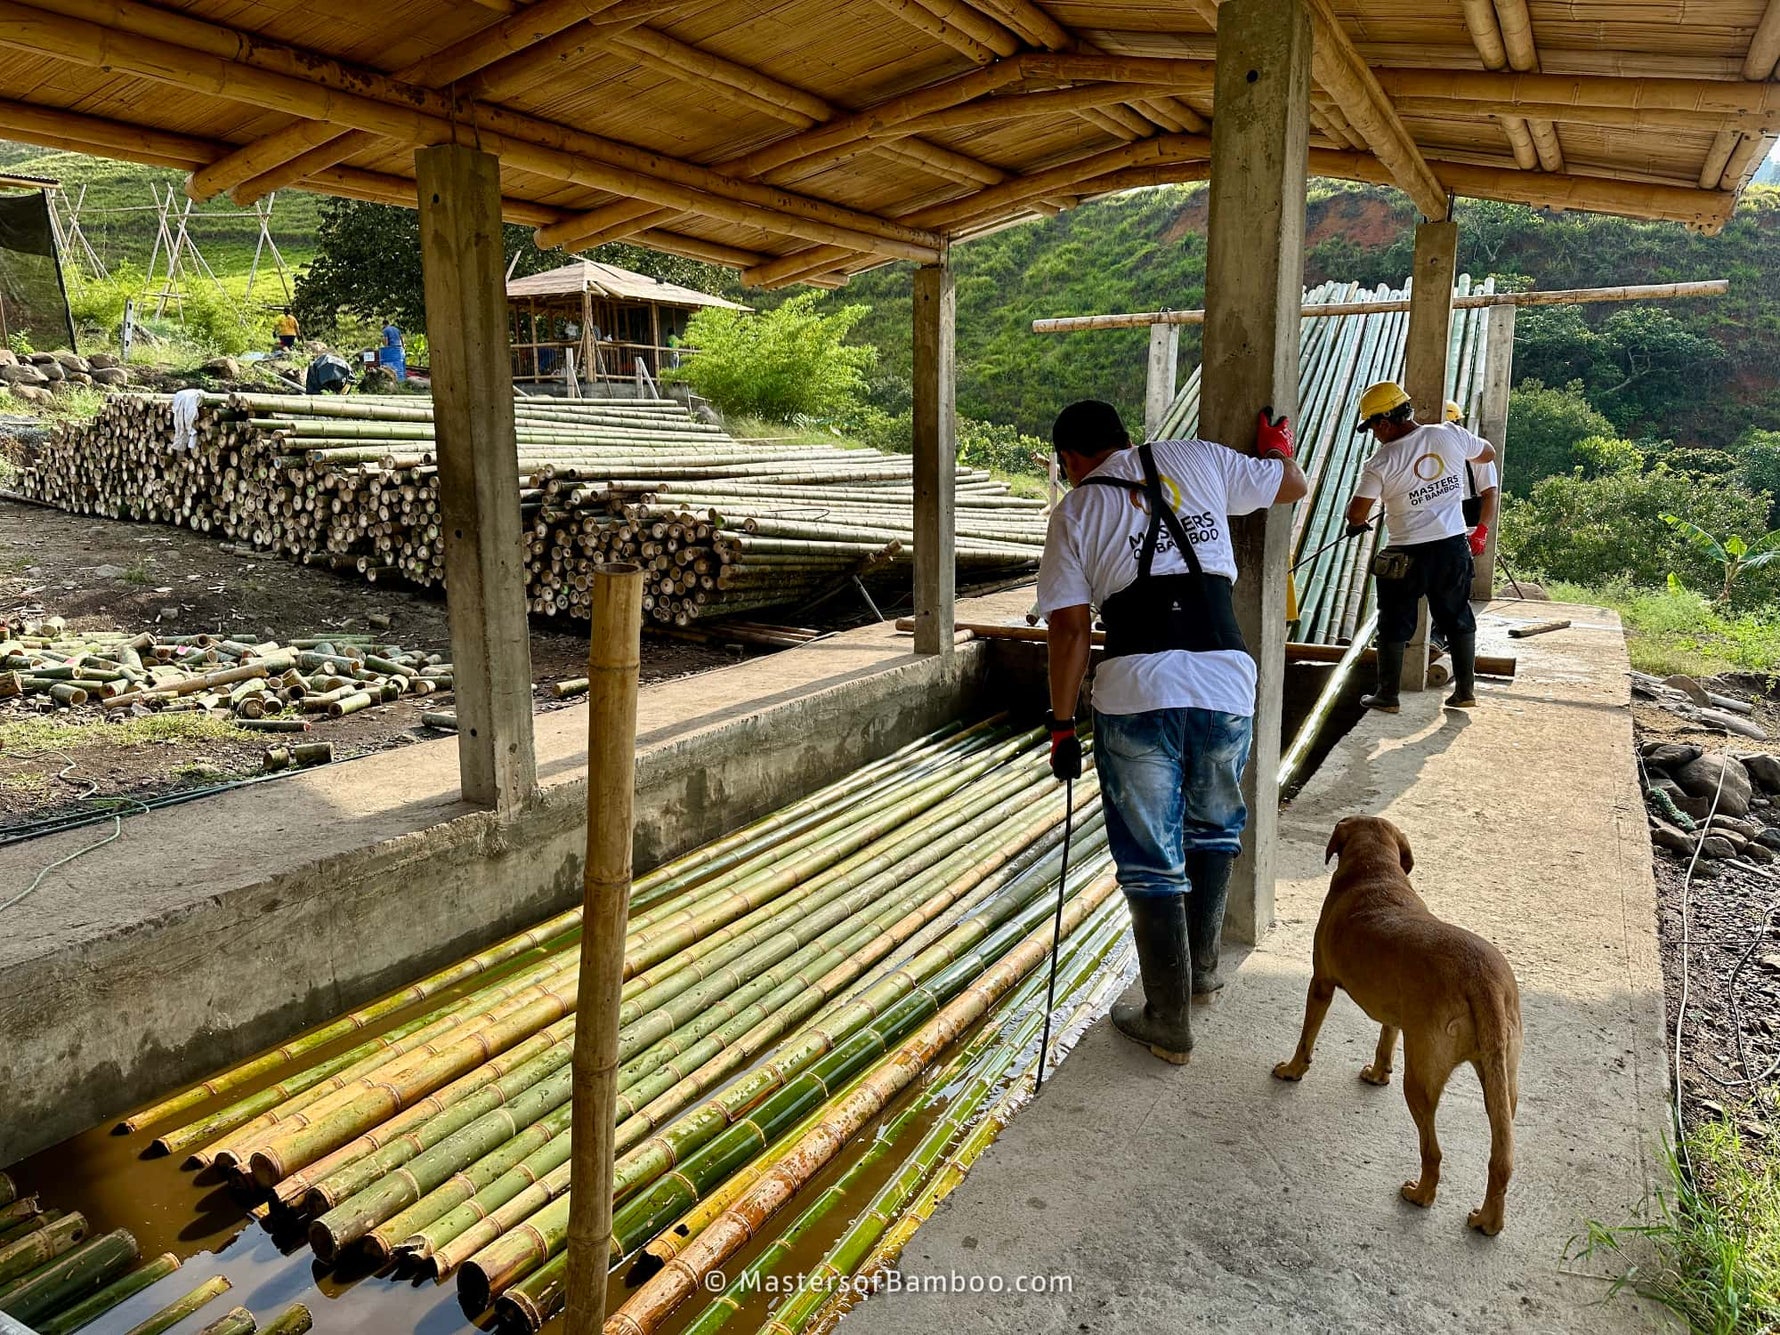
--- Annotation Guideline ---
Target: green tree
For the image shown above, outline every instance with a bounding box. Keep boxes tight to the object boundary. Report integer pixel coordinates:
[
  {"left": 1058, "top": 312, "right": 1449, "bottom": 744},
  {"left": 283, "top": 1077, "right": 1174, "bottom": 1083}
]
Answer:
[
  {"left": 667, "top": 292, "right": 876, "bottom": 422},
  {"left": 1662, "top": 515, "right": 1780, "bottom": 605},
  {"left": 1502, "top": 465, "right": 1779, "bottom": 601},
  {"left": 1733, "top": 428, "right": 1780, "bottom": 525},
  {"left": 1503, "top": 380, "right": 1617, "bottom": 495}
]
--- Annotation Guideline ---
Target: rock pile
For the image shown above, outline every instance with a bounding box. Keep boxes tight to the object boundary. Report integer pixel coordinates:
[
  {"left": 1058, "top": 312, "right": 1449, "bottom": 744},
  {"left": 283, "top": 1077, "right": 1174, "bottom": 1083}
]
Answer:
[
  {"left": 0, "top": 347, "right": 131, "bottom": 407},
  {"left": 1643, "top": 741, "right": 1780, "bottom": 867}
]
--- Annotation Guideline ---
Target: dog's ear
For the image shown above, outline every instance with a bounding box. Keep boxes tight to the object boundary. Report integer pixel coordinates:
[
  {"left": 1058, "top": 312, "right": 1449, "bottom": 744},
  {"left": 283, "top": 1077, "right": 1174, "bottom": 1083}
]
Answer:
[
  {"left": 1325, "top": 818, "right": 1351, "bottom": 865},
  {"left": 1395, "top": 824, "right": 1415, "bottom": 874}
]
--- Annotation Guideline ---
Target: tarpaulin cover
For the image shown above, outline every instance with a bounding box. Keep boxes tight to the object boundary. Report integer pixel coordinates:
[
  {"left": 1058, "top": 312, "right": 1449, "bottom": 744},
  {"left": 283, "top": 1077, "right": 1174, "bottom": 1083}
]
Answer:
[{"left": 0, "top": 190, "right": 75, "bottom": 352}]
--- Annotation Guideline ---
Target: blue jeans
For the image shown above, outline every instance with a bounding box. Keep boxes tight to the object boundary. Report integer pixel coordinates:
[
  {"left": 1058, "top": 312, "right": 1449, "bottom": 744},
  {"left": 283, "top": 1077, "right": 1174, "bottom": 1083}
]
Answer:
[{"left": 1093, "top": 707, "right": 1253, "bottom": 896}]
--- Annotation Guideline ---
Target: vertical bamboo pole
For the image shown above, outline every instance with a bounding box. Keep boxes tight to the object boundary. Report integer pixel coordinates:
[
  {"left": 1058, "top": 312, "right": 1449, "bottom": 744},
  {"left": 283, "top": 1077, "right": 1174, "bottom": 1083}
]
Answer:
[
  {"left": 1399, "top": 220, "right": 1459, "bottom": 693},
  {"left": 565, "top": 562, "right": 644, "bottom": 1335},
  {"left": 1143, "top": 322, "right": 1180, "bottom": 440},
  {"left": 1472, "top": 303, "right": 1515, "bottom": 600},
  {"left": 911, "top": 260, "right": 956, "bottom": 656}
]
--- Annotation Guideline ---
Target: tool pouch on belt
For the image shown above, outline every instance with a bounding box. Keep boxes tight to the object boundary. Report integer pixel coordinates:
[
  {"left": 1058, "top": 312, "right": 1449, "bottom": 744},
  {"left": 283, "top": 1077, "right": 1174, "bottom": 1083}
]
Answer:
[
  {"left": 1371, "top": 550, "right": 1413, "bottom": 580},
  {"left": 1076, "top": 443, "right": 1246, "bottom": 659}
]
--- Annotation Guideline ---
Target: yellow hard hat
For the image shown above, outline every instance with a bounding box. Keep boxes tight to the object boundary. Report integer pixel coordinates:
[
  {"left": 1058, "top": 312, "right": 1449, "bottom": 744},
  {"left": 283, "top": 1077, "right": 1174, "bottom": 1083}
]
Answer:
[
  {"left": 1354, "top": 380, "right": 1411, "bottom": 432},
  {"left": 1443, "top": 399, "right": 1463, "bottom": 423}
]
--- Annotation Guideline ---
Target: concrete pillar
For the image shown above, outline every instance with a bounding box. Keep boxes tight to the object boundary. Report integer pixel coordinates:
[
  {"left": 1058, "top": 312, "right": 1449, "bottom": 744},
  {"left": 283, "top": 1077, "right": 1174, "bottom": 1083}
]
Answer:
[
  {"left": 1198, "top": 0, "right": 1313, "bottom": 946},
  {"left": 912, "top": 261, "right": 956, "bottom": 657},
  {"left": 416, "top": 145, "right": 538, "bottom": 810},
  {"left": 1144, "top": 322, "right": 1181, "bottom": 439},
  {"left": 1472, "top": 304, "right": 1515, "bottom": 600},
  {"left": 1398, "top": 219, "right": 1459, "bottom": 693}
]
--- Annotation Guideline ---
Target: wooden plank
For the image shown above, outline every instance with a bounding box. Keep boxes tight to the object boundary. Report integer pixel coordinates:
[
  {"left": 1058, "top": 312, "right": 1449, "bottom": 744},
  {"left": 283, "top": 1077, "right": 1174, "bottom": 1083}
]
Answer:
[
  {"left": 415, "top": 144, "right": 538, "bottom": 810},
  {"left": 1471, "top": 304, "right": 1513, "bottom": 601},
  {"left": 1198, "top": 0, "right": 1312, "bottom": 945},
  {"left": 1143, "top": 322, "right": 1179, "bottom": 440},
  {"left": 911, "top": 262, "right": 957, "bottom": 657}
]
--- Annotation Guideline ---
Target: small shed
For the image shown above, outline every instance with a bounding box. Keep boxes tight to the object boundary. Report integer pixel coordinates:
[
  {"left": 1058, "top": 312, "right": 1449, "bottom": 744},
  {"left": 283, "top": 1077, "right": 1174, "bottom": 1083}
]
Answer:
[{"left": 505, "top": 259, "right": 747, "bottom": 387}]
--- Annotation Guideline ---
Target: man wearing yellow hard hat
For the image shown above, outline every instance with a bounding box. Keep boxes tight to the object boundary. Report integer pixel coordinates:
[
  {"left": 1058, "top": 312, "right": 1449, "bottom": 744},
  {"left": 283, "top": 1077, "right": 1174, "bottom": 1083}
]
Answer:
[{"left": 1344, "top": 381, "right": 1497, "bottom": 711}]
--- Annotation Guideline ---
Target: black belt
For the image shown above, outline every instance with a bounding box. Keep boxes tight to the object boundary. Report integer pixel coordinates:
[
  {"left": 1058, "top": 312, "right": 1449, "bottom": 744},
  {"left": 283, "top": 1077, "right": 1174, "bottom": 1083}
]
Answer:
[{"left": 1076, "top": 443, "right": 1247, "bottom": 659}]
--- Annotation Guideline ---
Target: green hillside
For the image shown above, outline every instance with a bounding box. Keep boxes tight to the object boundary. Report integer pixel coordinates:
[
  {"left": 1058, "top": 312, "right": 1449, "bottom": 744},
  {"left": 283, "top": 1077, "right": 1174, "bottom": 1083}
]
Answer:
[{"left": 0, "top": 142, "right": 322, "bottom": 273}]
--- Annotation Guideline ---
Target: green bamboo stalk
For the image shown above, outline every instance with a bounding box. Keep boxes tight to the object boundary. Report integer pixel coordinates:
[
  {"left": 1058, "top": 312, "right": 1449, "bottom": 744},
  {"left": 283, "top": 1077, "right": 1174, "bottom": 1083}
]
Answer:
[
  {"left": 0, "top": 1210, "right": 63, "bottom": 1250},
  {"left": 0, "top": 1229, "right": 138, "bottom": 1325},
  {"left": 35, "top": 1252, "right": 180, "bottom": 1335},
  {"left": 0, "top": 1200, "right": 38, "bottom": 1234},
  {"left": 0, "top": 1212, "right": 87, "bottom": 1286},
  {"left": 195, "top": 1306, "right": 255, "bottom": 1335},
  {"left": 120, "top": 1275, "right": 231, "bottom": 1335},
  {"left": 257, "top": 1304, "right": 313, "bottom": 1335},
  {"left": 0, "top": 1173, "right": 14, "bottom": 1210}
]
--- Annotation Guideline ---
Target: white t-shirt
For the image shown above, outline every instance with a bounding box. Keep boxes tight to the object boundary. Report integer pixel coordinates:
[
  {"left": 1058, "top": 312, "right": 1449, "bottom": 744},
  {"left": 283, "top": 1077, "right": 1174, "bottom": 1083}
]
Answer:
[
  {"left": 1036, "top": 440, "right": 1284, "bottom": 718},
  {"left": 1354, "top": 422, "right": 1492, "bottom": 546},
  {"left": 1465, "top": 458, "right": 1500, "bottom": 498}
]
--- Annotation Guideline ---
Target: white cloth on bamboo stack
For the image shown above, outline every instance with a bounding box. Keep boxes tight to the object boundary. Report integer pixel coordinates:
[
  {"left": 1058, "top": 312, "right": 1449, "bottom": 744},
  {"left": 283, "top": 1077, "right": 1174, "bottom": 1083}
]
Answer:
[{"left": 170, "top": 388, "right": 204, "bottom": 454}]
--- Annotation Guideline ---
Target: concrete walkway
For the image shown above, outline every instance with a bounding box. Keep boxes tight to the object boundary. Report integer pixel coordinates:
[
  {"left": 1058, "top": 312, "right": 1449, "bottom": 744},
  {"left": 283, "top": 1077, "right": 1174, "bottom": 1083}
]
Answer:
[{"left": 846, "top": 602, "right": 1671, "bottom": 1335}]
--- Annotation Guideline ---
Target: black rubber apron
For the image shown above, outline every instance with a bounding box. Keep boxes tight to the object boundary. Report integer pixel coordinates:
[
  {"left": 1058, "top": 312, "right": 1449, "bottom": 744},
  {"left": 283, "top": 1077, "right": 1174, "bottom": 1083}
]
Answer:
[{"left": 1076, "top": 443, "right": 1247, "bottom": 660}]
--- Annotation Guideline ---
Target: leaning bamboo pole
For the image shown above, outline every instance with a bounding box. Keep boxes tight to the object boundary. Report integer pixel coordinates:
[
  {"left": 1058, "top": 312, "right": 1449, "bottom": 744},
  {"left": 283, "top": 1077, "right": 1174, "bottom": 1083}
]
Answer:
[
  {"left": 34, "top": 1253, "right": 181, "bottom": 1335},
  {"left": 568, "top": 563, "right": 646, "bottom": 1335},
  {"left": 119, "top": 1276, "right": 232, "bottom": 1335}
]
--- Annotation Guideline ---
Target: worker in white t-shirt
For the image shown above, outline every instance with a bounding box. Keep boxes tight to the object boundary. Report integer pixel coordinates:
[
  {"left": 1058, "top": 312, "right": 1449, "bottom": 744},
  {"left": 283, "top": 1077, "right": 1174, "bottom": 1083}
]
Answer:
[
  {"left": 1038, "top": 400, "right": 1307, "bottom": 1064},
  {"left": 1344, "top": 382, "right": 1497, "bottom": 713},
  {"left": 1448, "top": 398, "right": 1500, "bottom": 543}
]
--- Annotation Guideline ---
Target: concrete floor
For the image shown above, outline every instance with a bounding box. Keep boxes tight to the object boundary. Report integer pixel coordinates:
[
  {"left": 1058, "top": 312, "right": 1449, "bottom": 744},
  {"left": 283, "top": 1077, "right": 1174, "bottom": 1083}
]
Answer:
[{"left": 845, "top": 601, "right": 1671, "bottom": 1335}]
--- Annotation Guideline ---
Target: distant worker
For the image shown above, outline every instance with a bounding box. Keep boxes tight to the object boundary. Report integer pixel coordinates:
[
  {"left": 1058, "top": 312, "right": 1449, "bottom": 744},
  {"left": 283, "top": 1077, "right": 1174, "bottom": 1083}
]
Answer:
[
  {"left": 1040, "top": 400, "right": 1307, "bottom": 1065},
  {"left": 304, "top": 351, "right": 353, "bottom": 395},
  {"left": 274, "top": 308, "right": 299, "bottom": 351},
  {"left": 1448, "top": 399, "right": 1500, "bottom": 548},
  {"left": 1344, "top": 382, "right": 1497, "bottom": 713},
  {"left": 380, "top": 321, "right": 407, "bottom": 382}
]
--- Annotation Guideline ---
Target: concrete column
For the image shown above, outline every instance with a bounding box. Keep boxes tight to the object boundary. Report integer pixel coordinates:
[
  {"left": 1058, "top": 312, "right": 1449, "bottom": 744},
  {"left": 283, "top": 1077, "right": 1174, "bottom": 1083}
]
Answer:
[
  {"left": 1198, "top": 0, "right": 1313, "bottom": 947},
  {"left": 1144, "top": 322, "right": 1181, "bottom": 439},
  {"left": 1472, "top": 304, "right": 1515, "bottom": 600},
  {"left": 912, "top": 261, "right": 956, "bottom": 657},
  {"left": 1399, "top": 219, "right": 1459, "bottom": 693},
  {"left": 416, "top": 145, "right": 538, "bottom": 810}
]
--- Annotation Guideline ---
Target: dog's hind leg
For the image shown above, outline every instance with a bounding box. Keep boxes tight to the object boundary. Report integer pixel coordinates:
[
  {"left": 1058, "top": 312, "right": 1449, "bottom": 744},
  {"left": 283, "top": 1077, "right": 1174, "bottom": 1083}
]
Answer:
[
  {"left": 1271, "top": 976, "right": 1336, "bottom": 1081},
  {"left": 1361, "top": 1025, "right": 1398, "bottom": 1086},
  {"left": 1467, "top": 1052, "right": 1515, "bottom": 1235},
  {"left": 1398, "top": 1047, "right": 1449, "bottom": 1209}
]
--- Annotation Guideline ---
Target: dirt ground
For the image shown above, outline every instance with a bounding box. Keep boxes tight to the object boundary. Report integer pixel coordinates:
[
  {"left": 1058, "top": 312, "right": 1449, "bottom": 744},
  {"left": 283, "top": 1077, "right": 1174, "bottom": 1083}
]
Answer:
[
  {"left": 0, "top": 498, "right": 743, "bottom": 834},
  {"left": 1644, "top": 684, "right": 1780, "bottom": 1140}
]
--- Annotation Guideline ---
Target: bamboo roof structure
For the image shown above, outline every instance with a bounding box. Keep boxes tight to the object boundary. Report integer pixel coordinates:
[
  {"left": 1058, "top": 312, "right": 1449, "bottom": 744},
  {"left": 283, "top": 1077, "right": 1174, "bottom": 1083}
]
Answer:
[
  {"left": 506, "top": 259, "right": 746, "bottom": 309},
  {"left": 0, "top": 0, "right": 1774, "bottom": 287}
]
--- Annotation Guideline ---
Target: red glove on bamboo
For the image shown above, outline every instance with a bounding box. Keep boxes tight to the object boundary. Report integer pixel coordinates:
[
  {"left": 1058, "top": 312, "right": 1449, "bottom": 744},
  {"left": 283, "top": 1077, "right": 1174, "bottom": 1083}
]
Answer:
[
  {"left": 1256, "top": 408, "right": 1294, "bottom": 459},
  {"left": 1048, "top": 716, "right": 1082, "bottom": 782},
  {"left": 1468, "top": 523, "right": 1489, "bottom": 557}
]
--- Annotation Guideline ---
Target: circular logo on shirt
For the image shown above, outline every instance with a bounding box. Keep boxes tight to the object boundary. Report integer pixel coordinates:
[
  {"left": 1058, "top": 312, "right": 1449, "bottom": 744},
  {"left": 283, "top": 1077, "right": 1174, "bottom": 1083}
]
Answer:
[
  {"left": 1412, "top": 454, "right": 1445, "bottom": 482},
  {"left": 1125, "top": 474, "right": 1185, "bottom": 513}
]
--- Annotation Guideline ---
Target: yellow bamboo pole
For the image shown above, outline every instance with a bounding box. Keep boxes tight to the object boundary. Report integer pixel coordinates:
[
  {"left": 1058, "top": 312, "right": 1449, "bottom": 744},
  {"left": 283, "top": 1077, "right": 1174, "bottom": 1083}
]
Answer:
[{"left": 566, "top": 562, "right": 644, "bottom": 1335}]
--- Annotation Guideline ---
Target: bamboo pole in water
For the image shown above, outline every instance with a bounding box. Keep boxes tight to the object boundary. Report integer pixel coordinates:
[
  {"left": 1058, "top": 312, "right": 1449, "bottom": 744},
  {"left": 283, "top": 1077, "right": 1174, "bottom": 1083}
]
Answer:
[
  {"left": 120, "top": 1276, "right": 232, "bottom": 1335},
  {"left": 568, "top": 562, "right": 646, "bottom": 1335},
  {"left": 35, "top": 1253, "right": 180, "bottom": 1335},
  {"left": 194, "top": 1308, "right": 256, "bottom": 1335},
  {"left": 0, "top": 1230, "right": 138, "bottom": 1326},
  {"left": 0, "top": 1213, "right": 86, "bottom": 1287}
]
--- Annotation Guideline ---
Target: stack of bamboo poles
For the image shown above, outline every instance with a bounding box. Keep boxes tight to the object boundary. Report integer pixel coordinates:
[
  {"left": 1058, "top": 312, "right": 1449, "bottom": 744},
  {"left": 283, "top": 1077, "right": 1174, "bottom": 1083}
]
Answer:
[
  {"left": 0, "top": 627, "right": 448, "bottom": 726},
  {"left": 112, "top": 719, "right": 1129, "bottom": 1334},
  {"left": 1156, "top": 275, "right": 1498, "bottom": 647},
  {"left": 0, "top": 1177, "right": 318, "bottom": 1334},
  {"left": 11, "top": 394, "right": 1047, "bottom": 625}
]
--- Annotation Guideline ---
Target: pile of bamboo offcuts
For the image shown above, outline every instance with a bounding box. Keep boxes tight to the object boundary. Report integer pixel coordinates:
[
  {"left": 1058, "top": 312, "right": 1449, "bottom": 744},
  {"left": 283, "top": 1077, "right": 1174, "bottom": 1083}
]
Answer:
[
  {"left": 0, "top": 625, "right": 448, "bottom": 730},
  {"left": 1156, "top": 275, "right": 1499, "bottom": 647},
  {"left": 0, "top": 1176, "right": 312, "bottom": 1334},
  {"left": 12, "top": 394, "right": 1047, "bottom": 626},
  {"left": 116, "top": 718, "right": 1129, "bottom": 1335}
]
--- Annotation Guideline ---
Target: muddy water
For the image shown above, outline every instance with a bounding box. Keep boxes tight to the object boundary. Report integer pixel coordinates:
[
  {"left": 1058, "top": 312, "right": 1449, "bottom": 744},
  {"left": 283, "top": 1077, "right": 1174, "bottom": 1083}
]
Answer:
[{"left": 8, "top": 977, "right": 1117, "bottom": 1335}]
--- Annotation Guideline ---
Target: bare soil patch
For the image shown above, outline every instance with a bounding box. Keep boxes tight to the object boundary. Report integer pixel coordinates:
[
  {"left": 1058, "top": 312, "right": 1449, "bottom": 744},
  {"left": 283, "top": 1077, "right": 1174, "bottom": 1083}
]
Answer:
[{"left": 0, "top": 498, "right": 739, "bottom": 832}]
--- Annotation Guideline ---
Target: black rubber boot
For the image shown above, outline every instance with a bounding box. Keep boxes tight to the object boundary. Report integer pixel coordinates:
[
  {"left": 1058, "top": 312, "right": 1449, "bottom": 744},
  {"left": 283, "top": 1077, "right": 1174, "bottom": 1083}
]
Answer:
[
  {"left": 1446, "top": 632, "right": 1478, "bottom": 708},
  {"left": 1361, "top": 641, "right": 1405, "bottom": 714},
  {"left": 1186, "top": 850, "right": 1234, "bottom": 997},
  {"left": 1112, "top": 894, "right": 1193, "bottom": 1064}
]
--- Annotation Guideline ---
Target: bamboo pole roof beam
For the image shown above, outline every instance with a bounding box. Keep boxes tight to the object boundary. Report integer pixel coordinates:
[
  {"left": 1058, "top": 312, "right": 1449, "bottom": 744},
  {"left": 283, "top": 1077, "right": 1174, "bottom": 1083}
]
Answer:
[
  {"left": 194, "top": 0, "right": 686, "bottom": 202},
  {"left": 885, "top": 82, "right": 1205, "bottom": 134},
  {"left": 860, "top": 0, "right": 1007, "bottom": 64},
  {"left": 1490, "top": 0, "right": 1562, "bottom": 171},
  {"left": 0, "top": 0, "right": 946, "bottom": 261},
  {"left": 1456, "top": 0, "right": 1537, "bottom": 169},
  {"left": 1372, "top": 69, "right": 1780, "bottom": 119},
  {"left": 1300, "top": 0, "right": 1448, "bottom": 219},
  {"left": 1310, "top": 147, "right": 1734, "bottom": 231},
  {"left": 1701, "top": 0, "right": 1780, "bottom": 188}
]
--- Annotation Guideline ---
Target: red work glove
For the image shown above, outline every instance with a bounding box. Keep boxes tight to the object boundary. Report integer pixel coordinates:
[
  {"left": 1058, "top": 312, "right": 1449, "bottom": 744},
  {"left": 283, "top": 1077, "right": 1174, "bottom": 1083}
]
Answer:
[
  {"left": 1048, "top": 715, "right": 1082, "bottom": 782},
  {"left": 1468, "top": 523, "right": 1489, "bottom": 557},
  {"left": 1256, "top": 408, "right": 1294, "bottom": 459}
]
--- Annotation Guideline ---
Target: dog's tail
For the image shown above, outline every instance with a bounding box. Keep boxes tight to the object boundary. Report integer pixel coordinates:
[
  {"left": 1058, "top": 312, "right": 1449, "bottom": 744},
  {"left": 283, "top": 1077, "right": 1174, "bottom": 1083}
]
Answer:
[{"left": 1473, "top": 980, "right": 1522, "bottom": 1214}]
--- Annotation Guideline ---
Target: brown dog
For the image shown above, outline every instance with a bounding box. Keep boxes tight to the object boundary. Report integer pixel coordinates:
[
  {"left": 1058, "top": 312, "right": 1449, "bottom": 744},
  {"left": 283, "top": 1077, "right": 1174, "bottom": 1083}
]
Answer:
[{"left": 1271, "top": 815, "right": 1522, "bottom": 1235}]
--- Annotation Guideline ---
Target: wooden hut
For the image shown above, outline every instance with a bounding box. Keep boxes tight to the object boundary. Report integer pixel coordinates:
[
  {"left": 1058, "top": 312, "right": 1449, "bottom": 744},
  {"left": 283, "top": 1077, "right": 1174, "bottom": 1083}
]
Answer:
[{"left": 506, "top": 259, "right": 746, "bottom": 387}]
